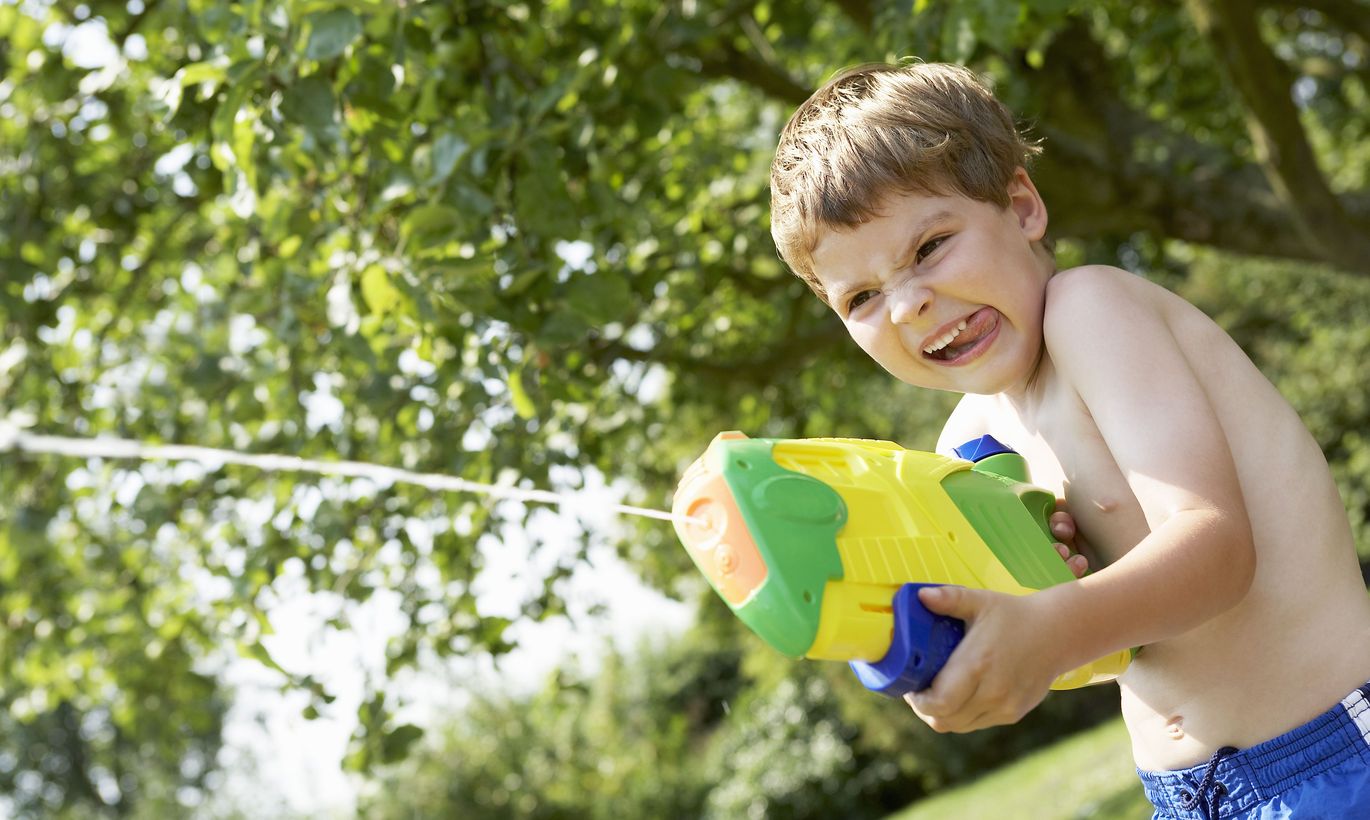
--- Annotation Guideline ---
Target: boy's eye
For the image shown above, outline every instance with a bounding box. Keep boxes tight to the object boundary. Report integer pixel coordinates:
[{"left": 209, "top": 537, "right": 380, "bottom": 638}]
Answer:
[
  {"left": 916, "top": 235, "right": 947, "bottom": 262},
  {"left": 847, "top": 290, "right": 876, "bottom": 313}
]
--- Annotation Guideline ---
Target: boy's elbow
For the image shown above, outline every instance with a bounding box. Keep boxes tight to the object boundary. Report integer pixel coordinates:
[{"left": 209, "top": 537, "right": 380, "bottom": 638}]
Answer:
[
  {"left": 1216, "top": 510, "right": 1257, "bottom": 607},
  {"left": 1165, "top": 506, "right": 1255, "bottom": 612}
]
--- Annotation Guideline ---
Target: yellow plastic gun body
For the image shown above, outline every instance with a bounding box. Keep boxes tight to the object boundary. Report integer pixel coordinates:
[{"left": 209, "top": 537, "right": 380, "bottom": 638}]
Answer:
[{"left": 672, "top": 432, "right": 1131, "bottom": 696}]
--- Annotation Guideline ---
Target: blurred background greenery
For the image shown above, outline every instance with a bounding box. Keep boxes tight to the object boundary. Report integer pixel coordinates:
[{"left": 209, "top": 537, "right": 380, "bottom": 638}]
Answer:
[{"left": 2, "top": 0, "right": 1369, "bottom": 816}]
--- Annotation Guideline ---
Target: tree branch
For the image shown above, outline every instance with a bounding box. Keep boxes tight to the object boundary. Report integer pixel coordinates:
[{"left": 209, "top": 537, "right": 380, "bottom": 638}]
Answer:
[
  {"left": 683, "top": 9, "right": 1370, "bottom": 274},
  {"left": 1035, "top": 123, "right": 1333, "bottom": 262},
  {"left": 693, "top": 40, "right": 810, "bottom": 105},
  {"left": 1186, "top": 0, "right": 1370, "bottom": 271},
  {"left": 1031, "top": 16, "right": 1370, "bottom": 271}
]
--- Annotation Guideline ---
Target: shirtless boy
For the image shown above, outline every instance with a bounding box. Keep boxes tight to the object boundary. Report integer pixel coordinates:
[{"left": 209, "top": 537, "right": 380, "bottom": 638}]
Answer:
[{"left": 769, "top": 62, "right": 1370, "bottom": 817}]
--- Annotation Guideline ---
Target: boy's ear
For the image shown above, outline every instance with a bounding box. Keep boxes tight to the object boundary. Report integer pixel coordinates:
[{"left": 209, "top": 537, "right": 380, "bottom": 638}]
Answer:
[{"left": 1006, "top": 167, "right": 1048, "bottom": 242}]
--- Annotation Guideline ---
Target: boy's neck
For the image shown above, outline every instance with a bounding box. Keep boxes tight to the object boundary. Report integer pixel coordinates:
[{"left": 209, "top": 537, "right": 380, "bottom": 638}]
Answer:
[{"left": 996, "top": 330, "right": 1055, "bottom": 414}]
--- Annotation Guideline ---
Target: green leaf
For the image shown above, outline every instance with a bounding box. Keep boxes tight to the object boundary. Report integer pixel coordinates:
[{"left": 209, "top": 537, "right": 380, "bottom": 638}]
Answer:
[
  {"left": 538, "top": 310, "right": 591, "bottom": 347},
  {"left": 305, "top": 9, "right": 363, "bottom": 61},
  {"left": 360, "top": 264, "right": 402, "bottom": 315},
  {"left": 449, "top": 183, "right": 494, "bottom": 216},
  {"left": 514, "top": 139, "right": 578, "bottom": 238},
  {"left": 281, "top": 75, "right": 338, "bottom": 138},
  {"left": 402, "top": 204, "right": 464, "bottom": 247},
  {"left": 177, "top": 59, "right": 229, "bottom": 88},
  {"left": 342, "top": 745, "right": 370, "bottom": 773},
  {"left": 209, "top": 73, "right": 258, "bottom": 172},
  {"left": 234, "top": 103, "right": 259, "bottom": 191},
  {"left": 565, "top": 273, "right": 631, "bottom": 325},
  {"left": 429, "top": 131, "right": 469, "bottom": 186},
  {"left": 382, "top": 724, "right": 425, "bottom": 763},
  {"left": 508, "top": 366, "right": 536, "bottom": 419},
  {"left": 237, "top": 640, "right": 288, "bottom": 677}
]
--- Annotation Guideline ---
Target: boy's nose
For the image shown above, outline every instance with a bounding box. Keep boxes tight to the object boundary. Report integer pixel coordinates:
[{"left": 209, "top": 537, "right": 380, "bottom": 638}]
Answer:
[{"left": 887, "top": 283, "right": 933, "bottom": 324}]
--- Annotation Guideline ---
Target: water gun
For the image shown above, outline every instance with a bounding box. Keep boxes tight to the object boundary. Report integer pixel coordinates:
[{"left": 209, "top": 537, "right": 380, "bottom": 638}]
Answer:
[{"left": 671, "top": 432, "right": 1132, "bottom": 698}]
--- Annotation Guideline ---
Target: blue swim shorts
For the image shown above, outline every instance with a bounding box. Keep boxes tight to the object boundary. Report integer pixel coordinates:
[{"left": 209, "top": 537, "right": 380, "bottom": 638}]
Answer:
[{"left": 1138, "top": 682, "right": 1370, "bottom": 819}]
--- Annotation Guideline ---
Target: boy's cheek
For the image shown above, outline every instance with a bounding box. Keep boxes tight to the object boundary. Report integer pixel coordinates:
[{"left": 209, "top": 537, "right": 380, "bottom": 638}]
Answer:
[
  {"left": 844, "top": 321, "right": 884, "bottom": 355},
  {"left": 849, "top": 328, "right": 912, "bottom": 375}
]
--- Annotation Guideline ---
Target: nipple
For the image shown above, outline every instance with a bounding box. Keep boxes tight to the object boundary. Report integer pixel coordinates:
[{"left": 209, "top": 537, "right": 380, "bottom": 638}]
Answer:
[{"left": 1166, "top": 716, "right": 1185, "bottom": 741}]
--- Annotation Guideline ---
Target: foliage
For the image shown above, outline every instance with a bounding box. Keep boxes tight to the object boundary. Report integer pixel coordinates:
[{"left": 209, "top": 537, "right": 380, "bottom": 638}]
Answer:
[
  {"left": 2, "top": 0, "right": 1369, "bottom": 813},
  {"left": 367, "top": 611, "right": 1119, "bottom": 819},
  {"left": 1171, "top": 248, "right": 1370, "bottom": 559},
  {"left": 0, "top": 695, "right": 224, "bottom": 819},
  {"left": 361, "top": 622, "right": 741, "bottom": 819},
  {"left": 698, "top": 661, "right": 909, "bottom": 820}
]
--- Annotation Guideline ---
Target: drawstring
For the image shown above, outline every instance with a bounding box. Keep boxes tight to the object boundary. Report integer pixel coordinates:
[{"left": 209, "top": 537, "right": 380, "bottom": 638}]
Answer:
[{"left": 1179, "top": 745, "right": 1238, "bottom": 819}]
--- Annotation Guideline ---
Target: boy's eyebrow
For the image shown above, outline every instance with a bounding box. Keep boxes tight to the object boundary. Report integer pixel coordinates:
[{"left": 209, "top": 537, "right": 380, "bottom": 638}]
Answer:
[
  {"left": 907, "top": 209, "right": 957, "bottom": 250},
  {"left": 827, "top": 208, "right": 956, "bottom": 308}
]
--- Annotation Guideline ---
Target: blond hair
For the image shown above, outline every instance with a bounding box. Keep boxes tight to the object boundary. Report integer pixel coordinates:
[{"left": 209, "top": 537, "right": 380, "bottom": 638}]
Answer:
[{"left": 770, "top": 62, "right": 1042, "bottom": 298}]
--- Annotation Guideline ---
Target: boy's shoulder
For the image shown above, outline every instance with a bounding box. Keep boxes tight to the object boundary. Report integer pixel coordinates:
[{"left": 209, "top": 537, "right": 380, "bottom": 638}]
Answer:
[
  {"left": 936, "top": 266, "right": 1148, "bottom": 453},
  {"left": 1040, "top": 264, "right": 1197, "bottom": 362},
  {"left": 1042, "top": 264, "right": 1157, "bottom": 323},
  {"left": 939, "top": 265, "right": 1224, "bottom": 454}
]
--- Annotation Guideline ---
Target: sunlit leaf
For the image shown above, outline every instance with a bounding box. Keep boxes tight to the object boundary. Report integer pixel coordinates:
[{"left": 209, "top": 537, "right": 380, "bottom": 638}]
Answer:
[{"left": 305, "top": 9, "right": 364, "bottom": 61}]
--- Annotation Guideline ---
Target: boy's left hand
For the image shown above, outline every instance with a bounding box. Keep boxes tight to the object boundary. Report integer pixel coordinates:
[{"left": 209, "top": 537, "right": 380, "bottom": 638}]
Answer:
[
  {"left": 1050, "top": 501, "right": 1090, "bottom": 578},
  {"left": 902, "top": 585, "right": 1064, "bottom": 733}
]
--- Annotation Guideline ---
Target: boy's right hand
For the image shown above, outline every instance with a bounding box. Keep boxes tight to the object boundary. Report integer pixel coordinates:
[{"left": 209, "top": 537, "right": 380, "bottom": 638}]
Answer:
[
  {"left": 905, "top": 586, "right": 1063, "bottom": 732},
  {"left": 1050, "top": 502, "right": 1089, "bottom": 578}
]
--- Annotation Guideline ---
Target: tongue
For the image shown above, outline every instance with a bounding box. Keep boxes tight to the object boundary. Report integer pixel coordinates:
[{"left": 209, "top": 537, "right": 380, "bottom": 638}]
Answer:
[{"left": 933, "top": 309, "right": 995, "bottom": 360}]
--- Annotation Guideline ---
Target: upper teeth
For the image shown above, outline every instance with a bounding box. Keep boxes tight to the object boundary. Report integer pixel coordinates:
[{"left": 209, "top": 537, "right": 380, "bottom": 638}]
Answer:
[{"left": 924, "top": 320, "right": 968, "bottom": 355}]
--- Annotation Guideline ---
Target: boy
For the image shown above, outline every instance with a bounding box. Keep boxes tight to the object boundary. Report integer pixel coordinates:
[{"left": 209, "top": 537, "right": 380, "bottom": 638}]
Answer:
[{"left": 770, "top": 62, "right": 1370, "bottom": 818}]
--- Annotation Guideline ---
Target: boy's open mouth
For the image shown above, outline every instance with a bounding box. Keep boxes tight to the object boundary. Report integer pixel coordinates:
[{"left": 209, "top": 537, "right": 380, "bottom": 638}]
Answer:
[{"left": 922, "top": 308, "right": 998, "bottom": 362}]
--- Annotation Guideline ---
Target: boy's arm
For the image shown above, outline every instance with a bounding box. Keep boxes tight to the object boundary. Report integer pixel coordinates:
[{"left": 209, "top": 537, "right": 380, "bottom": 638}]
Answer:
[
  {"left": 909, "top": 266, "right": 1255, "bottom": 732},
  {"left": 1037, "top": 267, "right": 1255, "bottom": 659},
  {"left": 935, "top": 394, "right": 989, "bottom": 457},
  {"left": 937, "top": 393, "right": 1089, "bottom": 575}
]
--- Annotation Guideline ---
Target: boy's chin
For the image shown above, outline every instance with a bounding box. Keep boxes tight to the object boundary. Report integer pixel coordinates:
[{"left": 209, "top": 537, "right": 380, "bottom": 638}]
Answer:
[
  {"left": 890, "top": 370, "right": 970, "bottom": 394},
  {"left": 892, "top": 367, "right": 1022, "bottom": 397},
  {"left": 899, "top": 377, "right": 968, "bottom": 395}
]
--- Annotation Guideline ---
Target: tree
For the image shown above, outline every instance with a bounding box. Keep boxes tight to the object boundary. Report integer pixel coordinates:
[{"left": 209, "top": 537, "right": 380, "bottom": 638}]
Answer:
[
  {"left": 2, "top": 0, "right": 1367, "bottom": 812},
  {"left": 364, "top": 615, "right": 1120, "bottom": 819}
]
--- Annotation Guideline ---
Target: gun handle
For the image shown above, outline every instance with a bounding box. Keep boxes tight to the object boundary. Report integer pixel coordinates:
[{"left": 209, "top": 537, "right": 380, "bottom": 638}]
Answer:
[{"left": 849, "top": 583, "right": 965, "bottom": 698}]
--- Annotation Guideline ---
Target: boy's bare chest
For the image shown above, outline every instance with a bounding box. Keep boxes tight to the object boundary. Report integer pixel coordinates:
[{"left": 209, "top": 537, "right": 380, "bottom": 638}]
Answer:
[{"left": 981, "top": 401, "right": 1151, "bottom": 565}]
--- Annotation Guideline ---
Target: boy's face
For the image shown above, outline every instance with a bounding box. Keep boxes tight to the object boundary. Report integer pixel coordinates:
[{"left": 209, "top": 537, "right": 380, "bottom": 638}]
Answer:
[{"left": 809, "top": 169, "right": 1052, "bottom": 399}]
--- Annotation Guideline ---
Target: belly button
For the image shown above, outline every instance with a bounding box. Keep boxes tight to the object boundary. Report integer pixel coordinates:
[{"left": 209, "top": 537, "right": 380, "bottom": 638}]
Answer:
[{"left": 1166, "top": 716, "right": 1185, "bottom": 740}]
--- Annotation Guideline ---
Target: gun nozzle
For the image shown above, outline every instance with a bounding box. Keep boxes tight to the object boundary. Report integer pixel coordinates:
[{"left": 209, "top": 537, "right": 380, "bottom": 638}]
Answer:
[{"left": 682, "top": 498, "right": 724, "bottom": 538}]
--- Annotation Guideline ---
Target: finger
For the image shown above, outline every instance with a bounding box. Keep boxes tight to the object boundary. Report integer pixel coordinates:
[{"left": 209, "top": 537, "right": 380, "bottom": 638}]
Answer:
[
  {"left": 960, "top": 707, "right": 1006, "bottom": 733},
  {"left": 1055, "top": 542, "right": 1070, "bottom": 561},
  {"left": 905, "top": 695, "right": 960, "bottom": 733},
  {"left": 906, "top": 663, "right": 983, "bottom": 727},
  {"left": 906, "top": 701, "right": 972, "bottom": 734},
  {"left": 917, "top": 584, "right": 985, "bottom": 620},
  {"left": 1049, "top": 510, "right": 1075, "bottom": 540},
  {"left": 1068, "top": 553, "right": 1088, "bottom": 578}
]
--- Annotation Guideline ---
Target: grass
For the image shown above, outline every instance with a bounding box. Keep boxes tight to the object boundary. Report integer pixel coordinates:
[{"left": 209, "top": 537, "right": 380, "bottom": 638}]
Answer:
[{"left": 888, "top": 718, "right": 1153, "bottom": 820}]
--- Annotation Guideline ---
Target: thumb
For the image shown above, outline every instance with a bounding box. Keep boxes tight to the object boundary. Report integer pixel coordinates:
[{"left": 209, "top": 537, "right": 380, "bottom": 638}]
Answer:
[{"left": 917, "top": 584, "right": 985, "bottom": 620}]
